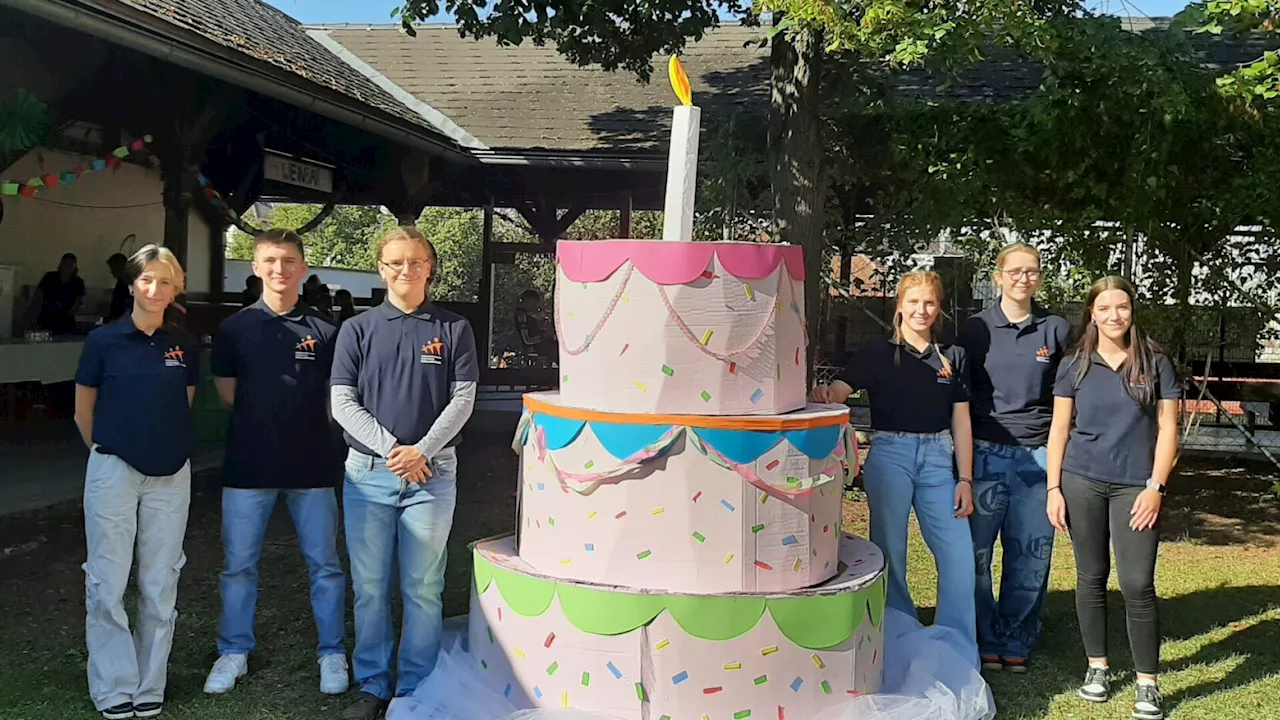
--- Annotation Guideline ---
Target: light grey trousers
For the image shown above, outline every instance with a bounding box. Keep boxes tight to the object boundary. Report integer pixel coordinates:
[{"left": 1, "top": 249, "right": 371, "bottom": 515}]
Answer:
[{"left": 82, "top": 449, "right": 191, "bottom": 711}]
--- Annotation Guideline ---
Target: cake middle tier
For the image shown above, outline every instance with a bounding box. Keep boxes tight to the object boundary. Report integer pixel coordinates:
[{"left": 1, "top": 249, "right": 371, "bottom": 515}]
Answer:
[
  {"left": 517, "top": 391, "right": 858, "bottom": 593},
  {"left": 555, "top": 239, "right": 808, "bottom": 416}
]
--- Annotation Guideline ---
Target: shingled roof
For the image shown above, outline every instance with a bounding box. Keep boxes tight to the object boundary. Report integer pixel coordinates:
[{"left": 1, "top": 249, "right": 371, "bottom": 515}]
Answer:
[
  {"left": 106, "top": 0, "right": 459, "bottom": 142},
  {"left": 319, "top": 18, "right": 1275, "bottom": 155}
]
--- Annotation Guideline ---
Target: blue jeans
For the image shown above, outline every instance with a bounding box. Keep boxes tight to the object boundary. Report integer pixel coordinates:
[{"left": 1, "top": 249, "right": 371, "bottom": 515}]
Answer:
[
  {"left": 343, "top": 447, "right": 458, "bottom": 700},
  {"left": 863, "top": 431, "right": 976, "bottom": 642},
  {"left": 969, "top": 440, "right": 1054, "bottom": 660},
  {"left": 217, "top": 488, "right": 345, "bottom": 659}
]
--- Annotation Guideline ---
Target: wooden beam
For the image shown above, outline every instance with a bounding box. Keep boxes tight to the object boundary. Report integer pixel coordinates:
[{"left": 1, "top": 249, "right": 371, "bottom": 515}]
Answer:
[
  {"left": 618, "top": 194, "right": 633, "bottom": 239},
  {"left": 479, "top": 200, "right": 495, "bottom": 377}
]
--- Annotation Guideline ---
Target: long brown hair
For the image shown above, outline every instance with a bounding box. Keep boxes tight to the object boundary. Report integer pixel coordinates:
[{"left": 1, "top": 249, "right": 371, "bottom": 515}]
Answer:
[
  {"left": 1069, "top": 275, "right": 1162, "bottom": 407},
  {"left": 892, "top": 271, "right": 953, "bottom": 375}
]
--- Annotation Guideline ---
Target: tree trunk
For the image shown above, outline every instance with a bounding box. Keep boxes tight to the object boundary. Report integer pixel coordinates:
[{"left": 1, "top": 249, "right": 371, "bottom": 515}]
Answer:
[{"left": 769, "top": 25, "right": 825, "bottom": 382}]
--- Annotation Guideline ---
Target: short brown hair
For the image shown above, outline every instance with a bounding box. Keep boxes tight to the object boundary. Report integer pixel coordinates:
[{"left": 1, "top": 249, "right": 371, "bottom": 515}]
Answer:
[
  {"left": 255, "top": 228, "right": 306, "bottom": 257},
  {"left": 127, "top": 244, "right": 186, "bottom": 294},
  {"left": 374, "top": 226, "right": 437, "bottom": 280}
]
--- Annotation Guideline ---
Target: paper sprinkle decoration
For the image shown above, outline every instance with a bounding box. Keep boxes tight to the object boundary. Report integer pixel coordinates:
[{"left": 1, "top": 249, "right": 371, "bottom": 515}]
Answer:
[
  {"left": 635, "top": 683, "right": 646, "bottom": 701},
  {"left": 636, "top": 381, "right": 648, "bottom": 392},
  {"left": 701, "top": 329, "right": 714, "bottom": 345},
  {"left": 793, "top": 558, "right": 803, "bottom": 572},
  {"left": 533, "top": 686, "right": 543, "bottom": 699},
  {"left": 724, "top": 662, "right": 742, "bottom": 671},
  {"left": 504, "top": 684, "right": 512, "bottom": 698},
  {"left": 750, "top": 388, "right": 764, "bottom": 404},
  {"left": 821, "top": 680, "right": 832, "bottom": 695},
  {"left": 752, "top": 523, "right": 765, "bottom": 533},
  {"left": 583, "top": 460, "right": 594, "bottom": 469},
  {"left": 703, "top": 686, "right": 723, "bottom": 695},
  {"left": 544, "top": 632, "right": 556, "bottom": 648},
  {"left": 724, "top": 553, "right": 735, "bottom": 565},
  {"left": 615, "top": 510, "right": 627, "bottom": 519},
  {"left": 582, "top": 672, "right": 590, "bottom": 686},
  {"left": 672, "top": 670, "right": 689, "bottom": 685},
  {"left": 790, "top": 677, "right": 804, "bottom": 692},
  {"left": 754, "top": 561, "right": 773, "bottom": 571},
  {"left": 652, "top": 507, "right": 665, "bottom": 515},
  {"left": 620, "top": 343, "right": 630, "bottom": 356},
  {"left": 637, "top": 550, "right": 652, "bottom": 560},
  {"left": 562, "top": 691, "right": 569, "bottom": 708},
  {"left": 782, "top": 535, "right": 799, "bottom": 547},
  {"left": 584, "top": 543, "right": 594, "bottom": 551},
  {"left": 811, "top": 653, "right": 825, "bottom": 669},
  {"left": 754, "top": 675, "right": 768, "bottom": 685},
  {"left": 656, "top": 639, "right": 670, "bottom": 651},
  {"left": 514, "top": 647, "right": 525, "bottom": 659},
  {"left": 745, "top": 284, "right": 756, "bottom": 301},
  {"left": 692, "top": 531, "right": 706, "bottom": 543},
  {"left": 587, "top": 511, "right": 597, "bottom": 519},
  {"left": 701, "top": 390, "right": 712, "bottom": 402},
  {"left": 765, "top": 459, "right": 780, "bottom": 470},
  {"left": 729, "top": 361, "right": 737, "bottom": 374},
  {"left": 607, "top": 662, "right": 622, "bottom": 679},
  {"left": 720, "top": 499, "right": 736, "bottom": 512},
  {"left": 661, "top": 364, "right": 675, "bottom": 376},
  {"left": 692, "top": 491, "right": 703, "bottom": 502},
  {"left": 547, "top": 662, "right": 559, "bottom": 675},
  {"left": 735, "top": 711, "right": 753, "bottom": 719},
  {"left": 761, "top": 646, "right": 779, "bottom": 656}
]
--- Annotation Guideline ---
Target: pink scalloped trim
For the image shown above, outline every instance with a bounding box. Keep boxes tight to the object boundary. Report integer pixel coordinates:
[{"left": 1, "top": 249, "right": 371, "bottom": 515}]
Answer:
[{"left": 557, "top": 240, "right": 805, "bottom": 284}]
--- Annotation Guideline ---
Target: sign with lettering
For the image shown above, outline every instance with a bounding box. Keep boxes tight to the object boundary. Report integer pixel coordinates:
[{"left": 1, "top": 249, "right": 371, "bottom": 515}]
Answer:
[{"left": 263, "top": 151, "right": 334, "bottom": 193}]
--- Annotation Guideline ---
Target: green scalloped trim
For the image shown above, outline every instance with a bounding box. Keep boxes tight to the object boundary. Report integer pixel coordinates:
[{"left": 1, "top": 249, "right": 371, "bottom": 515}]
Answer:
[{"left": 474, "top": 549, "right": 887, "bottom": 650}]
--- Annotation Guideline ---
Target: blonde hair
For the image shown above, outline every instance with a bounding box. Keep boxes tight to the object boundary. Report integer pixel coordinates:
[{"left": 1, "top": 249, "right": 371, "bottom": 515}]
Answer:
[
  {"left": 126, "top": 244, "right": 185, "bottom": 294},
  {"left": 892, "top": 271, "right": 952, "bottom": 375},
  {"left": 993, "top": 242, "right": 1041, "bottom": 283},
  {"left": 374, "top": 225, "right": 437, "bottom": 278}
]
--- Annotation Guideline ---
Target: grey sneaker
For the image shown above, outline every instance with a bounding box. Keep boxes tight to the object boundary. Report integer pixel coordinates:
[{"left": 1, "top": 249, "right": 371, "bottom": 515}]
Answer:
[
  {"left": 1078, "top": 666, "right": 1110, "bottom": 703},
  {"left": 1133, "top": 683, "right": 1164, "bottom": 720},
  {"left": 100, "top": 704, "right": 134, "bottom": 720}
]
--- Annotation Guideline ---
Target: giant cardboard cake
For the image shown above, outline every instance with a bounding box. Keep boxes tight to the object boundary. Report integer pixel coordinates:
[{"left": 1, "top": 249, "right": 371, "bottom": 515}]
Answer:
[{"left": 467, "top": 56, "right": 887, "bottom": 720}]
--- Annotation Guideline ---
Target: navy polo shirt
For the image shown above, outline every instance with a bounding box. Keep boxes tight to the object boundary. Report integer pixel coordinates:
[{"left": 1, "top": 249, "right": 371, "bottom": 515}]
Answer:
[
  {"left": 838, "top": 338, "right": 970, "bottom": 434},
  {"left": 1053, "top": 352, "right": 1181, "bottom": 486},
  {"left": 959, "top": 304, "right": 1071, "bottom": 446},
  {"left": 212, "top": 300, "right": 340, "bottom": 489},
  {"left": 330, "top": 300, "right": 479, "bottom": 456},
  {"left": 74, "top": 317, "right": 200, "bottom": 477}
]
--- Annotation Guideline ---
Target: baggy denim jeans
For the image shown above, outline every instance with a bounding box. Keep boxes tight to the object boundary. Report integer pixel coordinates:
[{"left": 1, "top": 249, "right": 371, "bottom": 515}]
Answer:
[
  {"left": 969, "top": 439, "right": 1055, "bottom": 660},
  {"left": 216, "top": 488, "right": 345, "bottom": 659},
  {"left": 83, "top": 449, "right": 191, "bottom": 711},
  {"left": 343, "top": 447, "right": 458, "bottom": 699},
  {"left": 862, "top": 431, "right": 976, "bottom": 643}
]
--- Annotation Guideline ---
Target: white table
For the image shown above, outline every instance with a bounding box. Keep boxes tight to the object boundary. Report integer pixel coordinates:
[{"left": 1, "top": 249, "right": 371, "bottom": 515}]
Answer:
[{"left": 0, "top": 338, "right": 85, "bottom": 385}]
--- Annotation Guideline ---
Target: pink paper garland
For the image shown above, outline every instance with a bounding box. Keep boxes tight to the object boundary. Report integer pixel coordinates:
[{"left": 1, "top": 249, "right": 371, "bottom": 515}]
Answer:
[{"left": 557, "top": 241, "right": 806, "bottom": 285}]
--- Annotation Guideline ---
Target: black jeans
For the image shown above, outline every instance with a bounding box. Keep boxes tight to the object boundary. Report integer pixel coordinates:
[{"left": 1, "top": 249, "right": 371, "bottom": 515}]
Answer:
[{"left": 1061, "top": 472, "right": 1160, "bottom": 674}]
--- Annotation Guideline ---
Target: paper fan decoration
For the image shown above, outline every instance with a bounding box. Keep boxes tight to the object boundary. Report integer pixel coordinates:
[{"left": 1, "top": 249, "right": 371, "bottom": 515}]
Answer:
[{"left": 0, "top": 89, "right": 50, "bottom": 155}]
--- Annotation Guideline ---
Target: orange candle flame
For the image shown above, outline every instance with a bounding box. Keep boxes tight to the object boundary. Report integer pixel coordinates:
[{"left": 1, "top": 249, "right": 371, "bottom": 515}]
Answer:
[{"left": 668, "top": 55, "right": 693, "bottom": 107}]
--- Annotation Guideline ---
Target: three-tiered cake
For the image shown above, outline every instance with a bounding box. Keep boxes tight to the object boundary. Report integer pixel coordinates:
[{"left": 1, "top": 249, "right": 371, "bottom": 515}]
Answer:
[{"left": 465, "top": 57, "right": 886, "bottom": 720}]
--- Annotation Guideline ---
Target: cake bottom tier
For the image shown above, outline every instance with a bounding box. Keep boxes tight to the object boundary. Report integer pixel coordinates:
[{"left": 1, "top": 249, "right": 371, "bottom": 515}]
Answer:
[{"left": 468, "top": 534, "right": 887, "bottom": 720}]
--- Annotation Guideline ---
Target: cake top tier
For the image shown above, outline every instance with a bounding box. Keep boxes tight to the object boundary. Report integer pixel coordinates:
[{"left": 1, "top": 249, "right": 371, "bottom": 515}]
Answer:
[{"left": 557, "top": 240, "right": 805, "bottom": 285}]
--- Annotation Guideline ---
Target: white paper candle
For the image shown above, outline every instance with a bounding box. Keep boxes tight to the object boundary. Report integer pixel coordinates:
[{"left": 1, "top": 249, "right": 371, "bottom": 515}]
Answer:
[{"left": 662, "top": 104, "right": 701, "bottom": 243}]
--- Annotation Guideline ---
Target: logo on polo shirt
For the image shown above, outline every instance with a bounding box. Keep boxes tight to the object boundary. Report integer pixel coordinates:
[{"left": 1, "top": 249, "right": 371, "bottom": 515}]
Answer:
[
  {"left": 1036, "top": 345, "right": 1052, "bottom": 363},
  {"left": 295, "top": 334, "right": 319, "bottom": 361},
  {"left": 163, "top": 346, "right": 186, "bottom": 368},
  {"left": 936, "top": 364, "right": 953, "bottom": 384},
  {"left": 421, "top": 337, "right": 445, "bottom": 365}
]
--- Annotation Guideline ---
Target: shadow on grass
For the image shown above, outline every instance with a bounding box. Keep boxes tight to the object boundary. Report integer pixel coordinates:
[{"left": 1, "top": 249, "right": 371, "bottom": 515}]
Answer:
[
  {"left": 1160, "top": 457, "right": 1280, "bottom": 547},
  {"left": 982, "top": 584, "right": 1280, "bottom": 719}
]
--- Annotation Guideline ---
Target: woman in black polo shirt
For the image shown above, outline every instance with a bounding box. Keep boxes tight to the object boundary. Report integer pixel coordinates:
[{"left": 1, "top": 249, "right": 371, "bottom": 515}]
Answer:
[
  {"left": 810, "top": 271, "right": 976, "bottom": 645},
  {"left": 73, "top": 245, "right": 199, "bottom": 720},
  {"left": 958, "top": 242, "right": 1071, "bottom": 673},
  {"left": 1047, "top": 276, "right": 1180, "bottom": 720}
]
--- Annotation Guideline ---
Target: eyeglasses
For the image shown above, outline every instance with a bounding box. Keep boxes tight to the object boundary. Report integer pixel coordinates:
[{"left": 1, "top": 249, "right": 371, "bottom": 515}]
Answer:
[
  {"left": 1003, "top": 269, "right": 1042, "bottom": 281},
  {"left": 380, "top": 260, "right": 429, "bottom": 275}
]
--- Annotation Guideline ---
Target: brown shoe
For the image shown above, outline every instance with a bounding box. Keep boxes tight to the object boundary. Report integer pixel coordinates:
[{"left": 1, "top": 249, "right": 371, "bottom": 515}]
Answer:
[{"left": 340, "top": 692, "right": 389, "bottom": 720}]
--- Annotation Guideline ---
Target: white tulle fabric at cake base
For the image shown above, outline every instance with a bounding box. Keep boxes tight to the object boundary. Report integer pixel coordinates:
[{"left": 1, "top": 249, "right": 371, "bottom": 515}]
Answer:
[{"left": 555, "top": 240, "right": 808, "bottom": 416}]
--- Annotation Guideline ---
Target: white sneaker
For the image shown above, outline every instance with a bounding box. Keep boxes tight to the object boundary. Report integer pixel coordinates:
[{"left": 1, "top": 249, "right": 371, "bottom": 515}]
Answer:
[
  {"left": 319, "top": 653, "right": 350, "bottom": 695},
  {"left": 203, "top": 654, "right": 248, "bottom": 694}
]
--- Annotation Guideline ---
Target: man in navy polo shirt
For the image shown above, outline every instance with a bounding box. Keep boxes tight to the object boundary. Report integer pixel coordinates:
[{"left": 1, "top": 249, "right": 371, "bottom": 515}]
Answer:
[
  {"left": 330, "top": 226, "right": 478, "bottom": 720},
  {"left": 202, "top": 230, "right": 348, "bottom": 698}
]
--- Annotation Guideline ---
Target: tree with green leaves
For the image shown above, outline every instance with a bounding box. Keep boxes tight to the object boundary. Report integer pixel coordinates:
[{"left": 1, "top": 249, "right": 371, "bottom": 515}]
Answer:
[
  {"left": 390, "top": 0, "right": 1082, "bottom": 369},
  {"left": 1180, "top": 0, "right": 1279, "bottom": 107}
]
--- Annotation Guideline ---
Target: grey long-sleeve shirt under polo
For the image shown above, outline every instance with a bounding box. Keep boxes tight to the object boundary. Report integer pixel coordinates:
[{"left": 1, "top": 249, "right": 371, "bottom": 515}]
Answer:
[{"left": 329, "top": 300, "right": 480, "bottom": 458}]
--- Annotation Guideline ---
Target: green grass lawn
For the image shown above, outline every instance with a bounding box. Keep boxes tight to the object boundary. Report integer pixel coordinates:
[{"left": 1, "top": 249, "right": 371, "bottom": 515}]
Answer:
[{"left": 0, "top": 444, "right": 1276, "bottom": 720}]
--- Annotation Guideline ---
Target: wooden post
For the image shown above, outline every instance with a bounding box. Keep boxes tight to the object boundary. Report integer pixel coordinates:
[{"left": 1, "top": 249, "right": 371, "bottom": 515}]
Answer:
[
  {"left": 618, "top": 194, "right": 633, "bottom": 239},
  {"left": 480, "top": 200, "right": 495, "bottom": 377},
  {"left": 160, "top": 144, "right": 193, "bottom": 269}
]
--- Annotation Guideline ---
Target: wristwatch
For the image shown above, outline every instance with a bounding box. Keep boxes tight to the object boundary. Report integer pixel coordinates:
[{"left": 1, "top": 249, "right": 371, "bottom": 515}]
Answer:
[{"left": 1145, "top": 479, "right": 1166, "bottom": 495}]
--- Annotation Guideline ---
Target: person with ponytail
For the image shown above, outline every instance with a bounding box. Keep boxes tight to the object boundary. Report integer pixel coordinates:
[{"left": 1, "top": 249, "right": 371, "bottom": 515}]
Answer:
[
  {"left": 811, "top": 272, "right": 977, "bottom": 646},
  {"left": 1047, "top": 276, "right": 1180, "bottom": 720},
  {"left": 958, "top": 242, "right": 1070, "bottom": 674}
]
